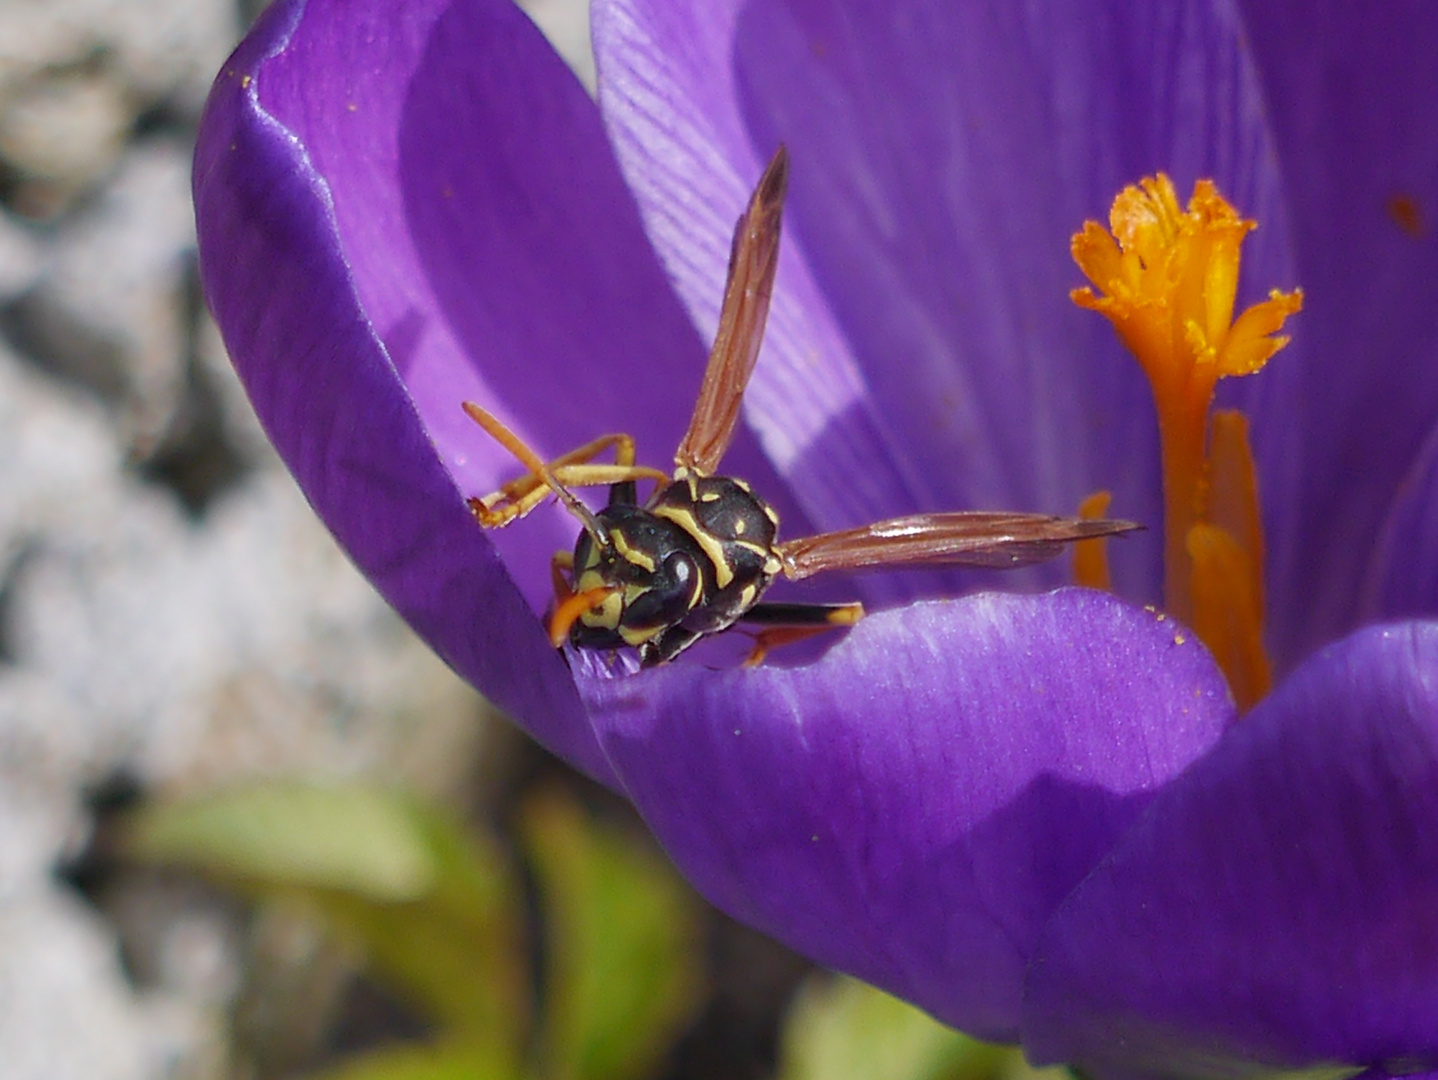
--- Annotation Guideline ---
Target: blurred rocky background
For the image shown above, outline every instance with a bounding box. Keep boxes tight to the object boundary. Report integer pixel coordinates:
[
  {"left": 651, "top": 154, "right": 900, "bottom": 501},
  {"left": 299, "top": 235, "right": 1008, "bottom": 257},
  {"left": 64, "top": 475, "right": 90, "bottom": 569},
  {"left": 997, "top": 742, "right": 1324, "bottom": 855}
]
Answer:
[{"left": 0, "top": 3, "right": 1039, "bottom": 1079}]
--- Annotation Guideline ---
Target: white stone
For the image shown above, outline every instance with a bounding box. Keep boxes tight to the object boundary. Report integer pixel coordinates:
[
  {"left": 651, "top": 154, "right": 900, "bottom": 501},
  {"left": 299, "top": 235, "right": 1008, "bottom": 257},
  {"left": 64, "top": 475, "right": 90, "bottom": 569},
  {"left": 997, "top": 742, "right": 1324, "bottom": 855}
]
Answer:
[
  {"left": 0, "top": 209, "right": 43, "bottom": 301},
  {"left": 0, "top": 69, "right": 132, "bottom": 189},
  {"left": 24, "top": 138, "right": 196, "bottom": 445},
  {"left": 0, "top": 890, "right": 154, "bottom": 1080}
]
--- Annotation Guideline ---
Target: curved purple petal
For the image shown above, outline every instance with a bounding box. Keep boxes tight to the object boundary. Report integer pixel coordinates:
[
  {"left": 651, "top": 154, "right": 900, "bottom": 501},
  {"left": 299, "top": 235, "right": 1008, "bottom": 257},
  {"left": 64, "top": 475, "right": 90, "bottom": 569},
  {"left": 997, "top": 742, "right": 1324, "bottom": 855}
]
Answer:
[
  {"left": 200, "top": 0, "right": 837, "bottom": 642},
  {"left": 1359, "top": 417, "right": 1438, "bottom": 624},
  {"left": 1024, "top": 621, "right": 1438, "bottom": 1077},
  {"left": 201, "top": 0, "right": 817, "bottom": 777},
  {"left": 593, "top": 0, "right": 942, "bottom": 610},
  {"left": 245, "top": 0, "right": 812, "bottom": 596},
  {"left": 595, "top": 0, "right": 1290, "bottom": 608},
  {"left": 1237, "top": 1, "right": 1438, "bottom": 665},
  {"left": 195, "top": 0, "right": 619, "bottom": 778},
  {"left": 580, "top": 590, "right": 1234, "bottom": 1042}
]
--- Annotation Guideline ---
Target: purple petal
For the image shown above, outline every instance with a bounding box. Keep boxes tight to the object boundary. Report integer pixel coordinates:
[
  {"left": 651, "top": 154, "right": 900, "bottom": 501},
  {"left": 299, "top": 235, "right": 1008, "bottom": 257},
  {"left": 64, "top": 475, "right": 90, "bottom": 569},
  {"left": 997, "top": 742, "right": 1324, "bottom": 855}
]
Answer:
[
  {"left": 1359, "top": 418, "right": 1438, "bottom": 623},
  {"left": 595, "top": 0, "right": 1288, "bottom": 607},
  {"left": 202, "top": 0, "right": 832, "bottom": 622},
  {"left": 250, "top": 0, "right": 814, "bottom": 599},
  {"left": 1024, "top": 621, "right": 1438, "bottom": 1076},
  {"left": 1237, "top": 1, "right": 1438, "bottom": 661},
  {"left": 579, "top": 589, "right": 1234, "bottom": 1041},
  {"left": 195, "top": 0, "right": 621, "bottom": 779},
  {"left": 197, "top": 0, "right": 851, "bottom": 775},
  {"left": 593, "top": 0, "right": 938, "bottom": 609}
]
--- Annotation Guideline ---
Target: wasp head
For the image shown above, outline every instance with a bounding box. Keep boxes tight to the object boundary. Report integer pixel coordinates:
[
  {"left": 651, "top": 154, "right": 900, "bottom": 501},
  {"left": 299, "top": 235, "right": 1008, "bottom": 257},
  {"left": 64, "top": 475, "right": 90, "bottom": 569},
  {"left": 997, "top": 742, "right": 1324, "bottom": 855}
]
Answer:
[{"left": 564, "top": 505, "right": 707, "bottom": 651}]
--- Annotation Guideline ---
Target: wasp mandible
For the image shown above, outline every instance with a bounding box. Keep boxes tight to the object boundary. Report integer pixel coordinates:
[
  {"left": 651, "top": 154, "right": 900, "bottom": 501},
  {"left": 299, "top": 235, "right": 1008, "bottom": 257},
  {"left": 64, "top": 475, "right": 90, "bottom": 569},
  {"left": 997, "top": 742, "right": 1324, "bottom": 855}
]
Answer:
[{"left": 464, "top": 147, "right": 1138, "bottom": 666}]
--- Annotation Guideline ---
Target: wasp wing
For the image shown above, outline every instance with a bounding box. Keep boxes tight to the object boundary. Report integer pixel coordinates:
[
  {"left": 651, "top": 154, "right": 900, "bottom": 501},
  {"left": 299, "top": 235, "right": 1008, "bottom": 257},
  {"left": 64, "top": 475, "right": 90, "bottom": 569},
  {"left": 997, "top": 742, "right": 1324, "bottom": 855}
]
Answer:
[
  {"left": 674, "top": 146, "right": 789, "bottom": 476},
  {"left": 777, "top": 512, "right": 1140, "bottom": 581}
]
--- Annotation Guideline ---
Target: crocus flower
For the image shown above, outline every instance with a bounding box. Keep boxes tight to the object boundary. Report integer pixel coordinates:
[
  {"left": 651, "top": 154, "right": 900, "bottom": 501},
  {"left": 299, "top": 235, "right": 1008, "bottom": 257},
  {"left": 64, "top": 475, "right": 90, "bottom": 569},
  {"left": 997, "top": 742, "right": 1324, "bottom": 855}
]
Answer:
[{"left": 193, "top": 0, "right": 1438, "bottom": 1075}]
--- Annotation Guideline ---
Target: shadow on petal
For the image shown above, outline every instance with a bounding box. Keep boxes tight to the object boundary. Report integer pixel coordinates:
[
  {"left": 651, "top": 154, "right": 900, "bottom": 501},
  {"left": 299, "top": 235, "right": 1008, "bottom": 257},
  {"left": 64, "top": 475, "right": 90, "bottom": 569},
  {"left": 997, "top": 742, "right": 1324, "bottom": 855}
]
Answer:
[
  {"left": 1024, "top": 621, "right": 1438, "bottom": 1078},
  {"left": 581, "top": 590, "right": 1233, "bottom": 1040}
]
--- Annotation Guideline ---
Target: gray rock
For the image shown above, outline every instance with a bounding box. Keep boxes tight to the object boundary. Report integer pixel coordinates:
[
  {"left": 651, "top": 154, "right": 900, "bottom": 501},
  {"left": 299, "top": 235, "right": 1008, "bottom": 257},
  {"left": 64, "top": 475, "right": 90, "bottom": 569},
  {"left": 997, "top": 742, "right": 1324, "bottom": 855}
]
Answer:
[
  {"left": 0, "top": 890, "right": 162, "bottom": 1080},
  {"left": 0, "top": 209, "right": 43, "bottom": 302},
  {"left": 11, "top": 139, "right": 195, "bottom": 450},
  {"left": 0, "top": 0, "right": 595, "bottom": 1073}
]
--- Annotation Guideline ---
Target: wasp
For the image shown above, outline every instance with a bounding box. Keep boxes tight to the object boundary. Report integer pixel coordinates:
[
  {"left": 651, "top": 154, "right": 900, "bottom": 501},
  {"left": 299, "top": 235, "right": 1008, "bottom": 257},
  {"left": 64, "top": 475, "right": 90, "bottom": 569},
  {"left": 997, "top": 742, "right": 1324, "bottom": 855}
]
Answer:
[{"left": 463, "top": 147, "right": 1138, "bottom": 666}]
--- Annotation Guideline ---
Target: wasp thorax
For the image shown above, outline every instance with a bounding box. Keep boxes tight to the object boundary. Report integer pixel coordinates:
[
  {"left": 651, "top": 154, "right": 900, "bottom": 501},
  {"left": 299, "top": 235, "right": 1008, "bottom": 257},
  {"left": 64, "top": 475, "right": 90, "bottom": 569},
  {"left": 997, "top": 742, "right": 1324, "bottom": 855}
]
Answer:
[{"left": 650, "top": 473, "right": 783, "bottom": 594}]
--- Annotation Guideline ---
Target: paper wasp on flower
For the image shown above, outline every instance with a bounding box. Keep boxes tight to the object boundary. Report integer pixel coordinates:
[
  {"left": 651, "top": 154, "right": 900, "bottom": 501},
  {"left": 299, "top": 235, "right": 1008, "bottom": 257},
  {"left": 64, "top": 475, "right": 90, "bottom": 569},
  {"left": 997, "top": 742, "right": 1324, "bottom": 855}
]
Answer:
[{"left": 464, "top": 147, "right": 1138, "bottom": 666}]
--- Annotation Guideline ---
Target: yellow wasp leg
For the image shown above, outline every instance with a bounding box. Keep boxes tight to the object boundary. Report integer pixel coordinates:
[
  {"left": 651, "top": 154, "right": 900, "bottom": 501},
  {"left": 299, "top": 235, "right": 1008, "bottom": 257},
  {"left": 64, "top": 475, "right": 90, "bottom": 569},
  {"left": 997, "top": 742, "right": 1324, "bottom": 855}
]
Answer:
[
  {"left": 462, "top": 403, "right": 665, "bottom": 526},
  {"left": 493, "top": 432, "right": 637, "bottom": 502},
  {"left": 740, "top": 602, "right": 866, "bottom": 666},
  {"left": 472, "top": 462, "right": 666, "bottom": 527}
]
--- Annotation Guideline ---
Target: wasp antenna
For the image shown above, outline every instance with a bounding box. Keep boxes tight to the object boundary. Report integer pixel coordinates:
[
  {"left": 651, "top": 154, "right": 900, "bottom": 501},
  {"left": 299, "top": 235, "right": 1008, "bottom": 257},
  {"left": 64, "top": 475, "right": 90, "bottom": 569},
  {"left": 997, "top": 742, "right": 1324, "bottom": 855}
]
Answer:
[
  {"left": 461, "top": 401, "right": 610, "bottom": 546},
  {"left": 548, "top": 584, "right": 619, "bottom": 647}
]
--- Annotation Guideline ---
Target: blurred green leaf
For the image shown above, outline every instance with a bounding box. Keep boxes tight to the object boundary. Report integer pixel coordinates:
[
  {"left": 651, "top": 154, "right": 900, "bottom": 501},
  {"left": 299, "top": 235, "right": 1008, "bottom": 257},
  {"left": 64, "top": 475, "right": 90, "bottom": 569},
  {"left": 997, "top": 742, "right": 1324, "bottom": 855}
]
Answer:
[
  {"left": 125, "top": 782, "right": 528, "bottom": 1060},
  {"left": 310, "top": 1041, "right": 518, "bottom": 1080},
  {"left": 778, "top": 974, "right": 1062, "bottom": 1080},
  {"left": 521, "top": 789, "right": 704, "bottom": 1080},
  {"left": 126, "top": 782, "right": 438, "bottom": 901}
]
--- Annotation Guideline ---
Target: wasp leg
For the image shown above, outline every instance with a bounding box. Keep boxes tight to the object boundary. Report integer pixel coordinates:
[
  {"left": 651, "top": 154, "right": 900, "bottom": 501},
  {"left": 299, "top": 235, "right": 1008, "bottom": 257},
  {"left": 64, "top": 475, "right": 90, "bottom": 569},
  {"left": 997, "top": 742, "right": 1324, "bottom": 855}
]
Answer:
[
  {"left": 641, "top": 626, "right": 706, "bottom": 668},
  {"left": 475, "top": 428, "right": 632, "bottom": 510},
  {"left": 472, "top": 463, "right": 665, "bottom": 526},
  {"left": 495, "top": 433, "right": 636, "bottom": 502},
  {"left": 737, "top": 601, "right": 866, "bottom": 666},
  {"left": 553, "top": 433, "right": 643, "bottom": 506},
  {"left": 740, "top": 602, "right": 866, "bottom": 626},
  {"left": 464, "top": 416, "right": 667, "bottom": 526}
]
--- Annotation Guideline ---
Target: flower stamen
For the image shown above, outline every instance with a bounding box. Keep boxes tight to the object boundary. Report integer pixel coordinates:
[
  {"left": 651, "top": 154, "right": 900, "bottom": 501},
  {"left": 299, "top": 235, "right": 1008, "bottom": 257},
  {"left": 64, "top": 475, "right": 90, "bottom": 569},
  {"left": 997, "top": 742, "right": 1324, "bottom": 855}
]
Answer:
[
  {"left": 1073, "top": 491, "right": 1115, "bottom": 592},
  {"left": 1072, "top": 175, "right": 1301, "bottom": 709}
]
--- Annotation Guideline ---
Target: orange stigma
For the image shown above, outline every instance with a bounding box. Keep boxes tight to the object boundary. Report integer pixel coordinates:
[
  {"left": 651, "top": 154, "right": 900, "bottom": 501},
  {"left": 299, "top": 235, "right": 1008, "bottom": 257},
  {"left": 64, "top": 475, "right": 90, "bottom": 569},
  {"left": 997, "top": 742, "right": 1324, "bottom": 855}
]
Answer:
[{"left": 1072, "top": 175, "right": 1301, "bottom": 709}]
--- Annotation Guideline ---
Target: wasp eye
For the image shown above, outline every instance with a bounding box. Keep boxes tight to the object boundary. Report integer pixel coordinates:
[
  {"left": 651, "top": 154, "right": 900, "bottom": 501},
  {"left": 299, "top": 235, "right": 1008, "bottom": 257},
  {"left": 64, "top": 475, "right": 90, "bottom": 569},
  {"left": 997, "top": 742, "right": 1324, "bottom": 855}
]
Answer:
[{"left": 624, "top": 550, "right": 700, "bottom": 628}]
